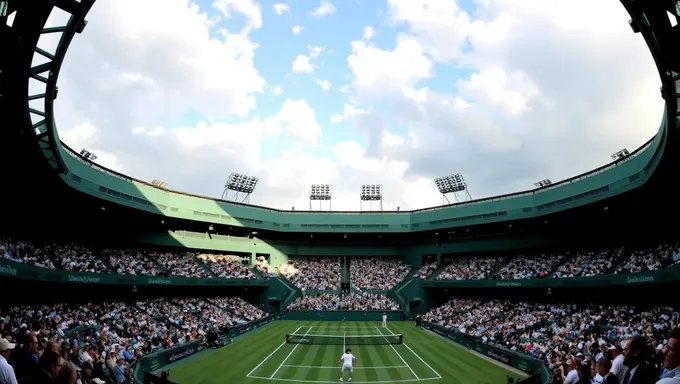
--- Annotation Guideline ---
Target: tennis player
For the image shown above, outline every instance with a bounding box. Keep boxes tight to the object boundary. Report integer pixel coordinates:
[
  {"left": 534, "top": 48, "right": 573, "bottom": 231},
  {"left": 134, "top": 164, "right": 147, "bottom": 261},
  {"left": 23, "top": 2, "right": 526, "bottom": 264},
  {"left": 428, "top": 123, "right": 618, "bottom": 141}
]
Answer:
[
  {"left": 338, "top": 348, "right": 356, "bottom": 382},
  {"left": 382, "top": 312, "right": 387, "bottom": 327}
]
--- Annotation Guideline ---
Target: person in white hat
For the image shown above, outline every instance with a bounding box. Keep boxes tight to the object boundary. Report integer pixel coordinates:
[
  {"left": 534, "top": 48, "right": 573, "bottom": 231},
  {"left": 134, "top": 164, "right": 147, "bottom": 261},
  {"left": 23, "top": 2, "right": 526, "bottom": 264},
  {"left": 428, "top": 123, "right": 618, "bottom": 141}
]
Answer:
[{"left": 0, "top": 338, "right": 18, "bottom": 384}]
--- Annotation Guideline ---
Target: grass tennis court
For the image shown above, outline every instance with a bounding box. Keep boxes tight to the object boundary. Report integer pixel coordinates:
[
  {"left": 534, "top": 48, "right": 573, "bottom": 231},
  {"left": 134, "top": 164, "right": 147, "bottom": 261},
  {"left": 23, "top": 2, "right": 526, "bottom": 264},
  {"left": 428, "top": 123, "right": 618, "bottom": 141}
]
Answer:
[{"left": 166, "top": 321, "right": 527, "bottom": 384}]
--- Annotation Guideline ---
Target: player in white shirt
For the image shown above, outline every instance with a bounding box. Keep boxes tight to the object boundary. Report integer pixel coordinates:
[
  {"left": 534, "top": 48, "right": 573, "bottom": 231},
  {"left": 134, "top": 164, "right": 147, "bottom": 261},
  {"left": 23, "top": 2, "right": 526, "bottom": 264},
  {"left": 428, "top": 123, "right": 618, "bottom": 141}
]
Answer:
[
  {"left": 382, "top": 313, "right": 387, "bottom": 327},
  {"left": 338, "top": 348, "right": 356, "bottom": 382}
]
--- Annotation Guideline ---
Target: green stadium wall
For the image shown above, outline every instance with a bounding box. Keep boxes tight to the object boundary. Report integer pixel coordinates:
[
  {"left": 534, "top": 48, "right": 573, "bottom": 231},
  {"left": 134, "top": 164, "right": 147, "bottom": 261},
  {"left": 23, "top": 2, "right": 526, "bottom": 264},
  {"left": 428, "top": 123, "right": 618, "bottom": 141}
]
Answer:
[
  {"left": 283, "top": 311, "right": 402, "bottom": 322},
  {"left": 57, "top": 127, "right": 662, "bottom": 234}
]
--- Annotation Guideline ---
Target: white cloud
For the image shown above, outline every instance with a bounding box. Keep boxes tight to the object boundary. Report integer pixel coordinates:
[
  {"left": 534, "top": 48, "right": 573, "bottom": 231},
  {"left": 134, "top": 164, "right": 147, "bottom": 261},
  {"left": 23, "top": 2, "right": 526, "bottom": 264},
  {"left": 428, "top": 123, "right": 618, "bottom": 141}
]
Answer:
[
  {"left": 52, "top": 0, "right": 662, "bottom": 211},
  {"left": 314, "top": 79, "right": 332, "bottom": 91},
  {"left": 310, "top": 1, "right": 336, "bottom": 18},
  {"left": 212, "top": 0, "right": 263, "bottom": 33},
  {"left": 272, "top": 3, "right": 289, "bottom": 15},
  {"left": 292, "top": 54, "right": 314, "bottom": 73},
  {"left": 347, "top": 37, "right": 432, "bottom": 91},
  {"left": 308, "top": 45, "right": 324, "bottom": 57},
  {"left": 362, "top": 26, "right": 375, "bottom": 40},
  {"left": 331, "top": 104, "right": 366, "bottom": 123},
  {"left": 292, "top": 25, "right": 304, "bottom": 34}
]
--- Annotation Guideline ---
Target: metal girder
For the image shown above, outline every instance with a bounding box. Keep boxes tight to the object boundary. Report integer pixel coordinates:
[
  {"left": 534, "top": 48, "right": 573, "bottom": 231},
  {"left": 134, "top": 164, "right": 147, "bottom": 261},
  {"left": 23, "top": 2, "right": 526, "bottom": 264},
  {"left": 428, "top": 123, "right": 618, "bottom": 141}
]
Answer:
[{"left": 0, "top": 0, "right": 96, "bottom": 175}]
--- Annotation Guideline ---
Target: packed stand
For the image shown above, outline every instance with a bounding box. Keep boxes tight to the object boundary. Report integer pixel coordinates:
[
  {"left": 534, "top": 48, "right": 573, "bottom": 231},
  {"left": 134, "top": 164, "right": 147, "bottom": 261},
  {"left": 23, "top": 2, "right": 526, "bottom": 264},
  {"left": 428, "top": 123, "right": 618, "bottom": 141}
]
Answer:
[
  {"left": 413, "top": 262, "right": 438, "bottom": 279},
  {"left": 435, "top": 256, "right": 504, "bottom": 280},
  {"left": 198, "top": 254, "right": 256, "bottom": 279},
  {"left": 1, "top": 237, "right": 55, "bottom": 269},
  {"left": 0, "top": 296, "right": 269, "bottom": 384},
  {"left": 151, "top": 251, "right": 212, "bottom": 278},
  {"left": 497, "top": 253, "right": 563, "bottom": 280},
  {"left": 254, "top": 255, "right": 278, "bottom": 278},
  {"left": 423, "top": 299, "right": 680, "bottom": 384},
  {"left": 287, "top": 291, "right": 400, "bottom": 311},
  {"left": 350, "top": 258, "right": 412, "bottom": 290},
  {"left": 279, "top": 258, "right": 340, "bottom": 290},
  {"left": 553, "top": 248, "right": 623, "bottom": 278},
  {"left": 615, "top": 242, "right": 680, "bottom": 274},
  {"left": 102, "top": 248, "right": 162, "bottom": 276},
  {"left": 211, "top": 297, "right": 267, "bottom": 322},
  {"left": 56, "top": 243, "right": 109, "bottom": 274}
]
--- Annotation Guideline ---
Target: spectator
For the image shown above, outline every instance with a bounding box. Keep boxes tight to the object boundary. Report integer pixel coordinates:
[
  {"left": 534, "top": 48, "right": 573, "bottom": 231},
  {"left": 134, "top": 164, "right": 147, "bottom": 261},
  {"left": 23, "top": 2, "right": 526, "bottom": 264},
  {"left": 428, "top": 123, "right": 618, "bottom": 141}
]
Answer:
[
  {"left": 35, "top": 348, "right": 62, "bottom": 384},
  {"left": 9, "top": 332, "right": 38, "bottom": 384},
  {"left": 597, "top": 358, "right": 619, "bottom": 384},
  {"left": 0, "top": 338, "right": 17, "bottom": 384},
  {"left": 56, "top": 362, "right": 77, "bottom": 384},
  {"left": 611, "top": 345, "right": 626, "bottom": 383},
  {"left": 657, "top": 328, "right": 680, "bottom": 383},
  {"left": 622, "top": 336, "right": 659, "bottom": 384}
]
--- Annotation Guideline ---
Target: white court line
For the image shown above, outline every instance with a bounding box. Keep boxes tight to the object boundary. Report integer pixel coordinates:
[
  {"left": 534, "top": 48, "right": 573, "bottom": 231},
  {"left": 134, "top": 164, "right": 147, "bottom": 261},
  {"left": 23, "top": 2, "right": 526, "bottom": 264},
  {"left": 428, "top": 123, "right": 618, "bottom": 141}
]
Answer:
[
  {"left": 247, "top": 375, "right": 442, "bottom": 383},
  {"left": 270, "top": 326, "right": 314, "bottom": 378},
  {"left": 375, "top": 327, "right": 419, "bottom": 380},
  {"left": 385, "top": 326, "right": 442, "bottom": 379},
  {"left": 247, "top": 326, "right": 303, "bottom": 377},
  {"left": 280, "top": 365, "right": 408, "bottom": 369}
]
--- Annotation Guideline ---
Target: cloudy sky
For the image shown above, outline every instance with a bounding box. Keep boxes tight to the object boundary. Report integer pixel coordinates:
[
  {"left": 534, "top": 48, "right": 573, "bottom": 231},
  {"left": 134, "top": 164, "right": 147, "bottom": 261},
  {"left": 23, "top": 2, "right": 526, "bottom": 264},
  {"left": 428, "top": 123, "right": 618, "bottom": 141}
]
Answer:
[{"left": 34, "top": 0, "right": 662, "bottom": 210}]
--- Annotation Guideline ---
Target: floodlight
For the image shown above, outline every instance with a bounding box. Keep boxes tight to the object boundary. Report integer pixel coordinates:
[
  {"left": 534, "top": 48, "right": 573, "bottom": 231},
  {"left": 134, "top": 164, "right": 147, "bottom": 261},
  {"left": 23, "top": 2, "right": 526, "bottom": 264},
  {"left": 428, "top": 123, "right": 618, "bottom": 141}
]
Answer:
[
  {"left": 534, "top": 179, "right": 552, "bottom": 188},
  {"left": 611, "top": 148, "right": 630, "bottom": 161},
  {"left": 226, "top": 172, "right": 258, "bottom": 194},
  {"left": 310, "top": 184, "right": 332, "bottom": 200},
  {"left": 151, "top": 179, "right": 168, "bottom": 189},
  {"left": 434, "top": 174, "right": 466, "bottom": 194},
  {"left": 360, "top": 184, "right": 382, "bottom": 201},
  {"left": 79, "top": 149, "right": 97, "bottom": 161}
]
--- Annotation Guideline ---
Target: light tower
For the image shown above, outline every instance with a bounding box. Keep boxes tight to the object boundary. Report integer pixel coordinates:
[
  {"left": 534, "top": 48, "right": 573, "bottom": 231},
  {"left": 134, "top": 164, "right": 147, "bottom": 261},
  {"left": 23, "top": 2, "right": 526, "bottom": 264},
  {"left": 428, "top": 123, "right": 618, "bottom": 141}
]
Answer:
[
  {"left": 360, "top": 184, "right": 382, "bottom": 211},
  {"left": 434, "top": 174, "right": 472, "bottom": 204},
  {"left": 611, "top": 148, "right": 630, "bottom": 161},
  {"left": 309, "top": 184, "right": 332, "bottom": 210},
  {"left": 534, "top": 179, "right": 552, "bottom": 188},
  {"left": 79, "top": 149, "right": 97, "bottom": 161},
  {"left": 221, "top": 172, "right": 258, "bottom": 203}
]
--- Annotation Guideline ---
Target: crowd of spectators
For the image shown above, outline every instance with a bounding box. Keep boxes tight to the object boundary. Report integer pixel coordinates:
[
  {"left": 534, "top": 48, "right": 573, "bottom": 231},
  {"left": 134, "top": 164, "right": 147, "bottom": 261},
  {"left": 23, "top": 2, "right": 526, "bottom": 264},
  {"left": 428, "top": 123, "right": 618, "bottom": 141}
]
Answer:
[
  {"left": 436, "top": 256, "right": 504, "bottom": 280},
  {"left": 279, "top": 258, "right": 340, "bottom": 290},
  {"left": 0, "top": 296, "right": 268, "bottom": 384},
  {"left": 497, "top": 253, "right": 563, "bottom": 280},
  {"left": 413, "top": 262, "right": 438, "bottom": 279},
  {"left": 553, "top": 248, "right": 623, "bottom": 278},
  {"left": 197, "top": 254, "right": 256, "bottom": 279},
  {"left": 615, "top": 242, "right": 680, "bottom": 274},
  {"left": 102, "top": 248, "right": 161, "bottom": 276},
  {"left": 55, "top": 243, "right": 109, "bottom": 274},
  {"left": 0, "top": 237, "right": 266, "bottom": 280},
  {"left": 350, "top": 258, "right": 411, "bottom": 290},
  {"left": 287, "top": 292, "right": 400, "bottom": 311},
  {"left": 1, "top": 238, "right": 55, "bottom": 269},
  {"left": 424, "top": 299, "right": 680, "bottom": 384},
  {"left": 254, "top": 255, "right": 277, "bottom": 278}
]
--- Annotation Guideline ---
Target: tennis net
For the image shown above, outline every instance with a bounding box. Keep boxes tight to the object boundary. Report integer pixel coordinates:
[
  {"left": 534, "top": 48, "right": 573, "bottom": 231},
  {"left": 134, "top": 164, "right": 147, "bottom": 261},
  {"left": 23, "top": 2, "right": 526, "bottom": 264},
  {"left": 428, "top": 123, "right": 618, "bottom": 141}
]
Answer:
[{"left": 285, "top": 333, "right": 402, "bottom": 345}]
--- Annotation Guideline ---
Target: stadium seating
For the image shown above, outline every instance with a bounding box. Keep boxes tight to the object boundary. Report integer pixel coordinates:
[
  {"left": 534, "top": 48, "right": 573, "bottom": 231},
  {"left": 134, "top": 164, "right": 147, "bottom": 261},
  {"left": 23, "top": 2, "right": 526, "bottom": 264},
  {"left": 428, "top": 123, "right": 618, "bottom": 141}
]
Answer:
[{"left": 0, "top": 296, "right": 267, "bottom": 383}]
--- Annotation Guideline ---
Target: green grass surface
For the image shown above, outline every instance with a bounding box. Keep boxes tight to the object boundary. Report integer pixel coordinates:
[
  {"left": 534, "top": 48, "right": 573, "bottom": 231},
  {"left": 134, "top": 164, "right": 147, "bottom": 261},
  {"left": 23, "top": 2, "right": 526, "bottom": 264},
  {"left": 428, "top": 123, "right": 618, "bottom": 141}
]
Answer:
[{"left": 167, "top": 321, "right": 525, "bottom": 384}]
